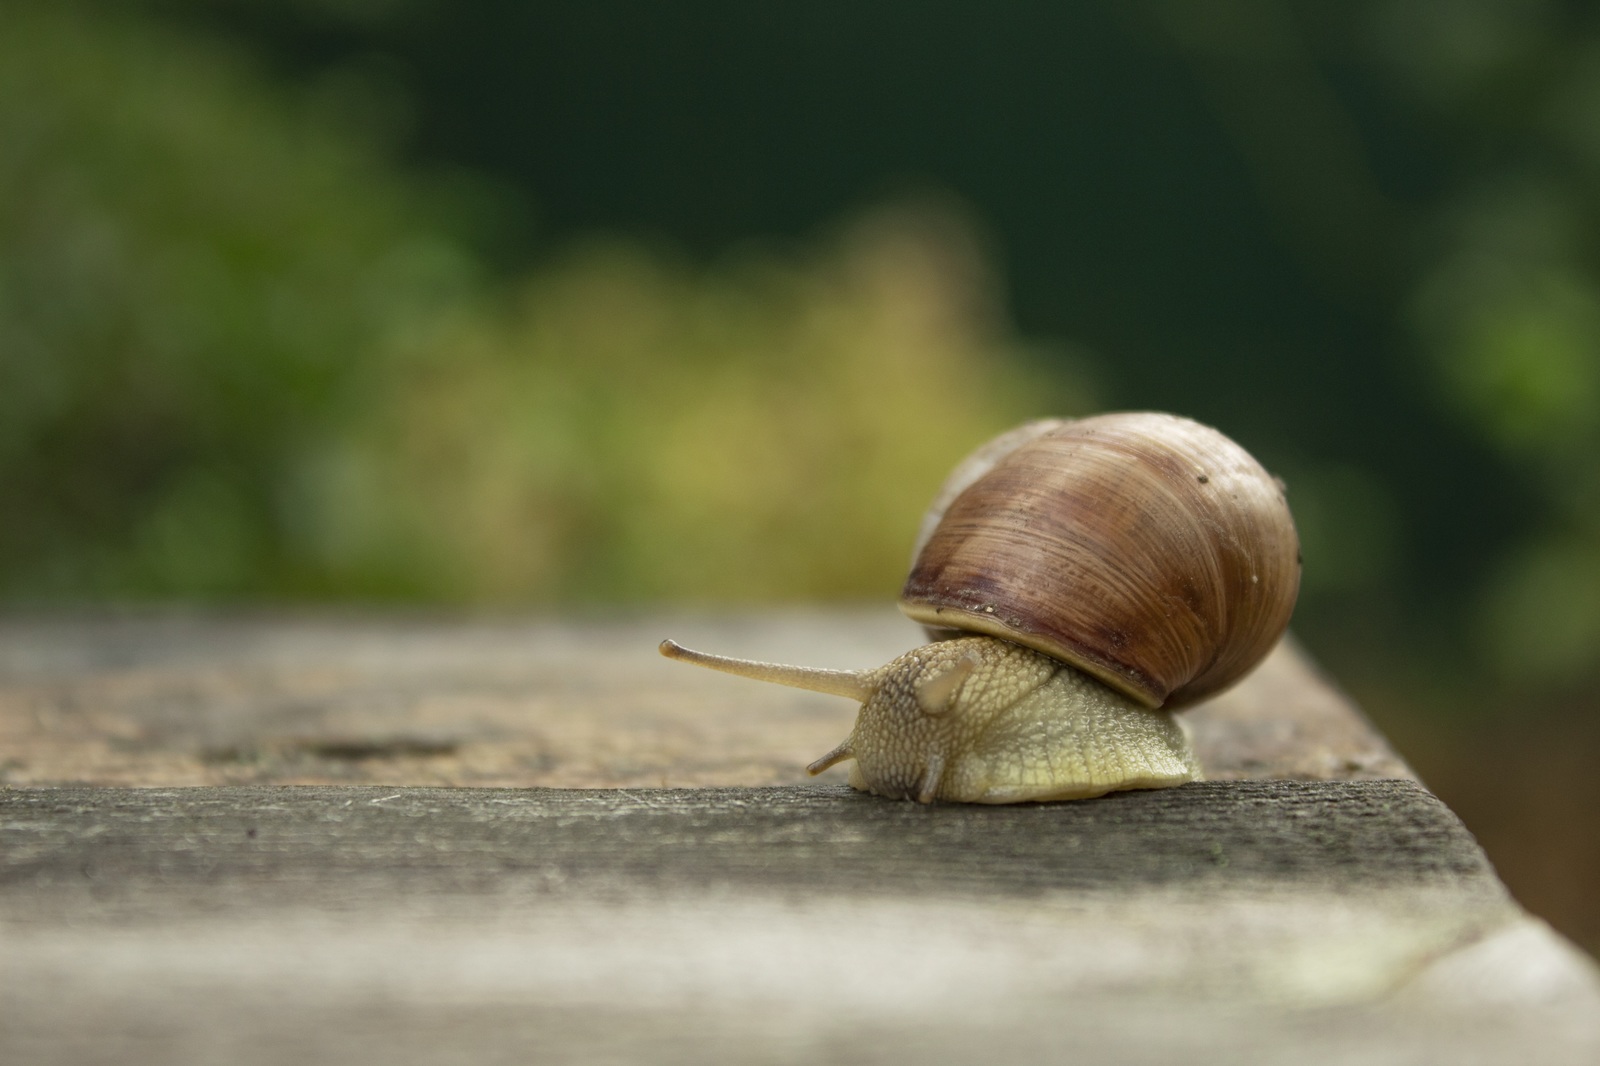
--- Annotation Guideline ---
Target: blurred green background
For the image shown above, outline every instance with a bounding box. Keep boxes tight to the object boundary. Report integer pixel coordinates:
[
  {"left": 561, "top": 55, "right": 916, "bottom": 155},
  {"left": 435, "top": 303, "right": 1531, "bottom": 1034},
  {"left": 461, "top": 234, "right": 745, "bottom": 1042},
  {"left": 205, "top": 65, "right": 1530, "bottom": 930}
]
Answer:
[{"left": 3, "top": 0, "right": 1597, "bottom": 952}]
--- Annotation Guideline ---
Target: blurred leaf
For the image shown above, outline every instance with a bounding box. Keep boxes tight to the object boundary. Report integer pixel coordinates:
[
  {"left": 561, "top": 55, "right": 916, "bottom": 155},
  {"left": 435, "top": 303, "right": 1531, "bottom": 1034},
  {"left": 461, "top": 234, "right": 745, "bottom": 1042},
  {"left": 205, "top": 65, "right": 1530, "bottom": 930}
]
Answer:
[
  {"left": 1479, "top": 535, "right": 1600, "bottom": 684},
  {"left": 0, "top": 7, "right": 1082, "bottom": 606},
  {"left": 296, "top": 202, "right": 1086, "bottom": 603},
  {"left": 0, "top": 4, "right": 478, "bottom": 597},
  {"left": 1370, "top": 0, "right": 1562, "bottom": 112},
  {"left": 1418, "top": 260, "right": 1600, "bottom": 459},
  {"left": 1383, "top": 2, "right": 1600, "bottom": 689}
]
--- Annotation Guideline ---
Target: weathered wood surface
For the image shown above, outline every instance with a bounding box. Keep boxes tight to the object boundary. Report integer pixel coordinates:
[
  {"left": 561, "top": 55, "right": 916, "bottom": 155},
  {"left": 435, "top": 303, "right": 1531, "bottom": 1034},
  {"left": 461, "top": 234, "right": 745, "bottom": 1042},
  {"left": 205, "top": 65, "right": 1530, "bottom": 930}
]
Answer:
[
  {"left": 1, "top": 610, "right": 1597, "bottom": 1065},
  {"left": 0, "top": 609, "right": 1408, "bottom": 787}
]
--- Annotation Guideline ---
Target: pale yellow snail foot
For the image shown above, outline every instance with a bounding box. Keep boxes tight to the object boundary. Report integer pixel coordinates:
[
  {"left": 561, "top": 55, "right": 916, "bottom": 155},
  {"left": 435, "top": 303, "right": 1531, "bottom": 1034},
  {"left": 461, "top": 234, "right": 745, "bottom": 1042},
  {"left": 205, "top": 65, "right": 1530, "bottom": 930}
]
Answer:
[
  {"left": 829, "top": 639, "right": 1202, "bottom": 804},
  {"left": 931, "top": 704, "right": 1202, "bottom": 804},
  {"left": 835, "top": 713, "right": 1199, "bottom": 803}
]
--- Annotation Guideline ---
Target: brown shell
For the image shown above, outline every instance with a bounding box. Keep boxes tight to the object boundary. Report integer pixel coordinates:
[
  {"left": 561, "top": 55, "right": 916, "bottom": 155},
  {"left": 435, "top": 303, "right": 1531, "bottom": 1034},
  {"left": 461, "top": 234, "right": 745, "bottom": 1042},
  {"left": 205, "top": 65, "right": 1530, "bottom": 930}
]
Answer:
[{"left": 900, "top": 412, "right": 1300, "bottom": 710}]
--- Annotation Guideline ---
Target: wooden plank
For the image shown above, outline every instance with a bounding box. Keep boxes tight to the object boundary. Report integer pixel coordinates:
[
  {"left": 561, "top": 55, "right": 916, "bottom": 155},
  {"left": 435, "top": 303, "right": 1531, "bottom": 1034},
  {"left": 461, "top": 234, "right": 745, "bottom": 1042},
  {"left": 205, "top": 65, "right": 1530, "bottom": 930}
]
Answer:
[
  {"left": 2, "top": 782, "right": 1597, "bottom": 1065},
  {"left": 0, "top": 781, "right": 1502, "bottom": 908},
  {"left": 0, "top": 610, "right": 1410, "bottom": 787},
  {"left": 1, "top": 610, "right": 1596, "bottom": 1064}
]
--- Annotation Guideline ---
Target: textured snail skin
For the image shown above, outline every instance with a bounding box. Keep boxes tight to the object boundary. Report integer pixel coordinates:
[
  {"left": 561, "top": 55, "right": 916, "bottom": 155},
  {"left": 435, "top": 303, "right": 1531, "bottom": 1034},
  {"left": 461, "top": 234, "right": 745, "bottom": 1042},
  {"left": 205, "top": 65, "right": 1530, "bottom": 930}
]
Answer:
[
  {"left": 838, "top": 636, "right": 1198, "bottom": 803},
  {"left": 902, "top": 412, "right": 1300, "bottom": 710}
]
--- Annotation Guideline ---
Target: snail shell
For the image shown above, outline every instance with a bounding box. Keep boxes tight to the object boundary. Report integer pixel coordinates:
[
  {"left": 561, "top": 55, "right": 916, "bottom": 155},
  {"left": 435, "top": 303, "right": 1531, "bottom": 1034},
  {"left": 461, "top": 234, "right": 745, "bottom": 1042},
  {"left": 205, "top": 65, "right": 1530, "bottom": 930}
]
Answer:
[
  {"left": 900, "top": 412, "right": 1300, "bottom": 709},
  {"left": 660, "top": 411, "right": 1299, "bottom": 803}
]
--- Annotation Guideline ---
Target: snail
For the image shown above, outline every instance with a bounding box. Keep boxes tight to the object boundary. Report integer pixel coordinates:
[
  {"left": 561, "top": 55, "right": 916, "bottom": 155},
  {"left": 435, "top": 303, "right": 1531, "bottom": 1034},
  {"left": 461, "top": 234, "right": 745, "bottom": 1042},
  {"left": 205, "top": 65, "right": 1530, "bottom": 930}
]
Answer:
[{"left": 660, "top": 412, "right": 1300, "bottom": 803}]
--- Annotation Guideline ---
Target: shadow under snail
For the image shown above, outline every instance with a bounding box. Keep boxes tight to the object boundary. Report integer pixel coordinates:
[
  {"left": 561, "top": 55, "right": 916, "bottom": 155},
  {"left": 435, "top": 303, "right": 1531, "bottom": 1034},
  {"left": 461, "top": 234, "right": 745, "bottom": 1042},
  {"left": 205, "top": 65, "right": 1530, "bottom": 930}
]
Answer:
[{"left": 660, "top": 412, "right": 1301, "bottom": 803}]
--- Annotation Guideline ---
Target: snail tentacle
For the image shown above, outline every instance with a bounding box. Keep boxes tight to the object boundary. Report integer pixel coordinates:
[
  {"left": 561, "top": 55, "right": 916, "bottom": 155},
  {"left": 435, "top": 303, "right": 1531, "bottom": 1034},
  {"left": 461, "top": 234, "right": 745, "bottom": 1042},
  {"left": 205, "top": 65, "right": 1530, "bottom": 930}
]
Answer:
[{"left": 658, "top": 640, "right": 873, "bottom": 702}]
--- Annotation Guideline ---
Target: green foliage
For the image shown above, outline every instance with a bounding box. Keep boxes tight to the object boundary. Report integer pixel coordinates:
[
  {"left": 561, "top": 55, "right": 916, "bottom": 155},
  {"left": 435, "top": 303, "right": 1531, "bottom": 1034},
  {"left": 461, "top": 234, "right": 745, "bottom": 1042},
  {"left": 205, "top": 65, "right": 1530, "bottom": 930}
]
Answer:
[
  {"left": 0, "top": 7, "right": 1072, "bottom": 602},
  {"left": 1139, "top": 0, "right": 1600, "bottom": 692},
  {"left": 296, "top": 207, "right": 1079, "bottom": 602},
  {"left": 10, "top": 0, "right": 1600, "bottom": 691},
  {"left": 0, "top": 6, "right": 474, "bottom": 597},
  {"left": 1385, "top": 2, "right": 1600, "bottom": 686}
]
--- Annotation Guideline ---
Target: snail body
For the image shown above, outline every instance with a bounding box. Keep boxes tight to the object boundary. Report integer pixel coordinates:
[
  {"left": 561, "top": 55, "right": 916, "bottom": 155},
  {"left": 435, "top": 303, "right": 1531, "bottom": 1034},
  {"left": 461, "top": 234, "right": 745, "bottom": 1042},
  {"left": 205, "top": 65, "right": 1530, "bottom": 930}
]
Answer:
[
  {"left": 660, "top": 635, "right": 1199, "bottom": 803},
  {"left": 661, "top": 412, "right": 1299, "bottom": 803}
]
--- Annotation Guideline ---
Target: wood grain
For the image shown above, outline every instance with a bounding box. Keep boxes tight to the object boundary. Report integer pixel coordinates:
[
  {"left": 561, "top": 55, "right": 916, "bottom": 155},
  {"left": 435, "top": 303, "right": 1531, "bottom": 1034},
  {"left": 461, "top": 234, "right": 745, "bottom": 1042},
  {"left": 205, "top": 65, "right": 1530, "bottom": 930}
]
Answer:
[
  {"left": 0, "top": 610, "right": 1409, "bottom": 787},
  {"left": 0, "top": 780, "right": 1499, "bottom": 911},
  {"left": 1, "top": 610, "right": 1595, "bottom": 1065}
]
